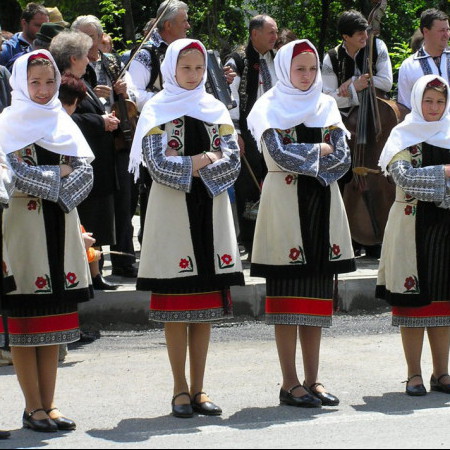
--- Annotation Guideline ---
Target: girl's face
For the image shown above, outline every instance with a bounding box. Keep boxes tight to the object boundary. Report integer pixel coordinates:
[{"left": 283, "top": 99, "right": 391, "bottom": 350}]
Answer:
[
  {"left": 27, "top": 64, "right": 57, "bottom": 105},
  {"left": 290, "top": 52, "right": 317, "bottom": 91},
  {"left": 422, "top": 88, "right": 447, "bottom": 122},
  {"left": 175, "top": 50, "right": 205, "bottom": 90}
]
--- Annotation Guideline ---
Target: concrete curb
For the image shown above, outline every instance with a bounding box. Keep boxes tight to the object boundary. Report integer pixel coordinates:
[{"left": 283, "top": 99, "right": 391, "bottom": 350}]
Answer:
[{"left": 79, "top": 257, "right": 385, "bottom": 326}]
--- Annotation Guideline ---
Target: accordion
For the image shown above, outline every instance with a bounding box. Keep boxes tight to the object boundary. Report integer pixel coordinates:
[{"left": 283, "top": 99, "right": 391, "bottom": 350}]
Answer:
[{"left": 206, "top": 50, "right": 237, "bottom": 110}]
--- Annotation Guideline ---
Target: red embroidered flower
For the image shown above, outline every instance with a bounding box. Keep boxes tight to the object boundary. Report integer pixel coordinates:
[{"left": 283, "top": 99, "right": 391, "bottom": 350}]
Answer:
[
  {"left": 221, "top": 254, "right": 233, "bottom": 265},
  {"left": 66, "top": 272, "right": 77, "bottom": 284},
  {"left": 332, "top": 244, "right": 341, "bottom": 256},
  {"left": 289, "top": 248, "right": 301, "bottom": 261},
  {"left": 25, "top": 147, "right": 33, "bottom": 156},
  {"left": 411, "top": 159, "right": 418, "bottom": 168},
  {"left": 214, "top": 138, "right": 221, "bottom": 147},
  {"left": 404, "top": 277, "right": 416, "bottom": 291},
  {"left": 35, "top": 277, "right": 47, "bottom": 289},
  {"left": 173, "top": 119, "right": 180, "bottom": 125},
  {"left": 404, "top": 205, "right": 413, "bottom": 215},
  {"left": 212, "top": 128, "right": 217, "bottom": 134},
  {"left": 27, "top": 200, "right": 37, "bottom": 210},
  {"left": 285, "top": 175, "right": 294, "bottom": 185},
  {"left": 324, "top": 133, "right": 331, "bottom": 144},
  {"left": 283, "top": 137, "right": 292, "bottom": 145},
  {"left": 179, "top": 259, "right": 190, "bottom": 270},
  {"left": 410, "top": 146, "right": 419, "bottom": 155},
  {"left": 168, "top": 139, "right": 180, "bottom": 149}
]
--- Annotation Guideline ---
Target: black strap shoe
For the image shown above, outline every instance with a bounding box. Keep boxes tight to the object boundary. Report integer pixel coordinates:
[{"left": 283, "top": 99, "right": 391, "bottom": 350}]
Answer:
[
  {"left": 280, "top": 384, "right": 322, "bottom": 408},
  {"left": 192, "top": 392, "right": 222, "bottom": 416},
  {"left": 22, "top": 409, "right": 58, "bottom": 433},
  {"left": 305, "top": 382, "right": 340, "bottom": 406},
  {"left": 430, "top": 374, "right": 450, "bottom": 394},
  {"left": 46, "top": 408, "right": 76, "bottom": 431},
  {"left": 404, "top": 374, "right": 427, "bottom": 396},
  {"left": 0, "top": 430, "right": 10, "bottom": 439},
  {"left": 171, "top": 392, "right": 194, "bottom": 418}
]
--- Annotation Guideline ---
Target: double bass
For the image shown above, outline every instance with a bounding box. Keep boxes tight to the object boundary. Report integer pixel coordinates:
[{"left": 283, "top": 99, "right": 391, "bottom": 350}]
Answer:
[{"left": 342, "top": 0, "right": 409, "bottom": 247}]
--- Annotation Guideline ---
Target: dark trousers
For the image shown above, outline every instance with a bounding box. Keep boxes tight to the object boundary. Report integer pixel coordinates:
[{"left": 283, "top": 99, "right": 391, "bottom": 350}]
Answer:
[
  {"left": 110, "top": 150, "right": 139, "bottom": 268},
  {"left": 235, "top": 131, "right": 266, "bottom": 253}
]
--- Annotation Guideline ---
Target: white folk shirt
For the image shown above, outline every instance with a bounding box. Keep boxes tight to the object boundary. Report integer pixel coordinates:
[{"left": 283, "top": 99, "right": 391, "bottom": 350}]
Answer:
[
  {"left": 398, "top": 47, "right": 450, "bottom": 110},
  {"left": 225, "top": 49, "right": 277, "bottom": 134},
  {"left": 322, "top": 39, "right": 393, "bottom": 110}
]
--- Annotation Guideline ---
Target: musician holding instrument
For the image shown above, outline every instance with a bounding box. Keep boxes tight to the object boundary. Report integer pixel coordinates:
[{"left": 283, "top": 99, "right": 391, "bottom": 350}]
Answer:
[
  {"left": 398, "top": 9, "right": 450, "bottom": 110},
  {"left": 91, "top": 27, "right": 139, "bottom": 279},
  {"left": 377, "top": 75, "right": 450, "bottom": 397},
  {"left": 128, "top": 0, "right": 190, "bottom": 113},
  {"left": 323, "top": 6, "right": 397, "bottom": 259},
  {"left": 322, "top": 9, "right": 393, "bottom": 113},
  {"left": 225, "top": 15, "right": 279, "bottom": 259},
  {"left": 51, "top": 21, "right": 121, "bottom": 290}
]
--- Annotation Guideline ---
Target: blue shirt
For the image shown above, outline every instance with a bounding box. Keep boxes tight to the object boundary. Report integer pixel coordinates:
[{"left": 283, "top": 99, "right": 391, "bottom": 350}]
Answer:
[{"left": 0, "top": 33, "right": 31, "bottom": 67}]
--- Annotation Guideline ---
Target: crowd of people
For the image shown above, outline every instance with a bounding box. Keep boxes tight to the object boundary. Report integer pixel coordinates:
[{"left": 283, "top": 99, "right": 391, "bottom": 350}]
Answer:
[{"left": 0, "top": 0, "right": 449, "bottom": 438}]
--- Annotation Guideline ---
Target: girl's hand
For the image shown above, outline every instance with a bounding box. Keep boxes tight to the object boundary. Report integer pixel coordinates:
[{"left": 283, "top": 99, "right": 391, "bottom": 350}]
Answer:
[
  {"left": 320, "top": 143, "right": 334, "bottom": 157},
  {"left": 445, "top": 165, "right": 450, "bottom": 178},
  {"left": 165, "top": 148, "right": 179, "bottom": 157},
  {"left": 60, "top": 164, "right": 73, "bottom": 178}
]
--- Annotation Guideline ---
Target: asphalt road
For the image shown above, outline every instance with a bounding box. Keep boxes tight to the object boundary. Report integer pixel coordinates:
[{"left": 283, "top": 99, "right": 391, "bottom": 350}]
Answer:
[{"left": 1, "top": 313, "right": 449, "bottom": 449}]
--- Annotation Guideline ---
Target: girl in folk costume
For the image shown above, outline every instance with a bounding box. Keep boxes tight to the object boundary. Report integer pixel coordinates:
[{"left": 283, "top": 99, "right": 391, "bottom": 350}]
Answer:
[
  {"left": 377, "top": 75, "right": 450, "bottom": 397},
  {"left": 247, "top": 40, "right": 355, "bottom": 408},
  {"left": 0, "top": 145, "right": 16, "bottom": 440},
  {"left": 0, "top": 49, "right": 94, "bottom": 432},
  {"left": 130, "top": 38, "right": 243, "bottom": 418}
]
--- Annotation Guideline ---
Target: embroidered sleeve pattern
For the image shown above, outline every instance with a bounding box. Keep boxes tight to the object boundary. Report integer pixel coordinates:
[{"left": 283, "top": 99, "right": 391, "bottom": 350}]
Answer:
[
  {"left": 317, "top": 127, "right": 352, "bottom": 186},
  {"left": 58, "top": 157, "right": 94, "bottom": 213},
  {"left": 199, "top": 132, "right": 241, "bottom": 197},
  {"left": 264, "top": 129, "right": 320, "bottom": 178},
  {"left": 7, "top": 152, "right": 60, "bottom": 202},
  {"left": 389, "top": 160, "right": 446, "bottom": 203},
  {"left": 143, "top": 133, "right": 193, "bottom": 193}
]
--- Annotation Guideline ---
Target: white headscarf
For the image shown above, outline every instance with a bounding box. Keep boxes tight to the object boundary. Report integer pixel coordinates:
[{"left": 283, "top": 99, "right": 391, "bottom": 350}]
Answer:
[
  {"left": 0, "top": 49, "right": 94, "bottom": 161},
  {"left": 129, "top": 38, "right": 234, "bottom": 180},
  {"left": 379, "top": 74, "right": 450, "bottom": 174},
  {"left": 247, "top": 39, "right": 349, "bottom": 150}
]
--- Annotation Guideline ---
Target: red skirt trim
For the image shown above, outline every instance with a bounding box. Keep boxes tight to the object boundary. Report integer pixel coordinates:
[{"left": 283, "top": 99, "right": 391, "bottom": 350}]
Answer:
[
  {"left": 150, "top": 291, "right": 225, "bottom": 312},
  {"left": 393, "top": 301, "right": 450, "bottom": 318},
  {"left": 7, "top": 312, "right": 80, "bottom": 335},
  {"left": 266, "top": 296, "right": 333, "bottom": 317}
]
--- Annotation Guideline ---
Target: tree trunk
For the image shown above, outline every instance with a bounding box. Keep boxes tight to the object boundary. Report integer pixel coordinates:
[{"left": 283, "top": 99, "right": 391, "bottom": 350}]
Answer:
[
  {"left": 319, "top": 0, "right": 330, "bottom": 63},
  {"left": 122, "top": 0, "right": 136, "bottom": 44}
]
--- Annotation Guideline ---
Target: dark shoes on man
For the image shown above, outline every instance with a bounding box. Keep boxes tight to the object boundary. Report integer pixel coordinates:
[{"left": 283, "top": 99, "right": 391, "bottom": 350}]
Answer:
[
  {"left": 111, "top": 265, "right": 138, "bottom": 278},
  {"left": 92, "top": 274, "right": 120, "bottom": 290},
  {"left": 0, "top": 430, "right": 10, "bottom": 439}
]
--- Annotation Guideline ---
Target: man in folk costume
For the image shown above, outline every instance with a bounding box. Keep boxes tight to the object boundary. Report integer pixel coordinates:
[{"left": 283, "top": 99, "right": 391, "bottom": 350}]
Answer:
[
  {"left": 128, "top": 0, "right": 190, "bottom": 113},
  {"left": 225, "top": 15, "right": 279, "bottom": 258},
  {"left": 398, "top": 8, "right": 450, "bottom": 110},
  {"left": 322, "top": 9, "right": 393, "bottom": 114}
]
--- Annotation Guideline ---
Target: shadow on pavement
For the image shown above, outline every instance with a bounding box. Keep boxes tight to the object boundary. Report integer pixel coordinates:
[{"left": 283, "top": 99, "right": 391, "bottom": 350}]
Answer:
[
  {"left": 352, "top": 391, "right": 450, "bottom": 415},
  {"left": 86, "top": 405, "right": 338, "bottom": 443}
]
